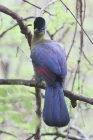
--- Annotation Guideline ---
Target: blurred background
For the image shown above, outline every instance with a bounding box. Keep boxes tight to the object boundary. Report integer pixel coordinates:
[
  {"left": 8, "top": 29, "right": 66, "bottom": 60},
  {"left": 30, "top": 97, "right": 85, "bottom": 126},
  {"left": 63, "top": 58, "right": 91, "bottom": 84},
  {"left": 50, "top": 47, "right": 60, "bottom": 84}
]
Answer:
[{"left": 0, "top": 0, "right": 93, "bottom": 139}]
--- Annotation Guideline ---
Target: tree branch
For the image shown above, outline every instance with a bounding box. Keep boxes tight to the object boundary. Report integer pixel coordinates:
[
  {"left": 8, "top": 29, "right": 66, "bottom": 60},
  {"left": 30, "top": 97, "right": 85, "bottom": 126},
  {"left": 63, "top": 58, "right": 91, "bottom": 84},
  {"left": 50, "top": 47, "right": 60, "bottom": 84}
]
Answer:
[
  {"left": 60, "top": 0, "right": 93, "bottom": 45},
  {"left": 34, "top": 88, "right": 41, "bottom": 140},
  {"left": 0, "top": 16, "right": 35, "bottom": 37},
  {"left": 0, "top": 79, "right": 93, "bottom": 107},
  {"left": 0, "top": 130, "right": 18, "bottom": 139},
  {"left": 38, "top": 0, "right": 58, "bottom": 16},
  {"left": 23, "top": 0, "right": 55, "bottom": 16},
  {"left": 26, "top": 131, "right": 83, "bottom": 140},
  {"left": 41, "top": 132, "right": 82, "bottom": 140},
  {"left": 66, "top": 2, "right": 78, "bottom": 60},
  {"left": 83, "top": 50, "right": 93, "bottom": 67},
  {"left": 70, "top": 125, "right": 89, "bottom": 140},
  {"left": 0, "top": 5, "right": 32, "bottom": 48}
]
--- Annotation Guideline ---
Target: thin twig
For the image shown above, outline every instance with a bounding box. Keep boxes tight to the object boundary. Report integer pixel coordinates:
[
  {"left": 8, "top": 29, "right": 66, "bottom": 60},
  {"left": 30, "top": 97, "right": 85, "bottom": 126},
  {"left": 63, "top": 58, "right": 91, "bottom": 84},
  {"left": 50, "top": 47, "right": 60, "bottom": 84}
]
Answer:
[
  {"left": 26, "top": 135, "right": 34, "bottom": 140},
  {"left": 66, "top": 1, "right": 80, "bottom": 139},
  {"left": 57, "top": 22, "right": 74, "bottom": 42},
  {"left": 66, "top": 2, "right": 78, "bottom": 60},
  {"left": 47, "top": 24, "right": 65, "bottom": 40},
  {"left": 0, "top": 16, "right": 35, "bottom": 37},
  {"left": 0, "top": 130, "right": 18, "bottom": 138},
  {"left": 70, "top": 125, "right": 89, "bottom": 140},
  {"left": 16, "top": 46, "right": 31, "bottom": 61},
  {"left": 23, "top": 0, "right": 55, "bottom": 16},
  {"left": 38, "top": 0, "right": 58, "bottom": 16},
  {"left": 82, "top": 51, "right": 93, "bottom": 67},
  {"left": 60, "top": 0, "right": 93, "bottom": 45}
]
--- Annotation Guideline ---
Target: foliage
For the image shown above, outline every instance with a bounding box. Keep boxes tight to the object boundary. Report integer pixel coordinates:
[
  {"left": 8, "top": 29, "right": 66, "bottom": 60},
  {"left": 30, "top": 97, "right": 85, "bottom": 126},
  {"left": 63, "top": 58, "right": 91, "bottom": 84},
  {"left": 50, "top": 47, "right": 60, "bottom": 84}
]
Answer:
[{"left": 0, "top": 0, "right": 93, "bottom": 139}]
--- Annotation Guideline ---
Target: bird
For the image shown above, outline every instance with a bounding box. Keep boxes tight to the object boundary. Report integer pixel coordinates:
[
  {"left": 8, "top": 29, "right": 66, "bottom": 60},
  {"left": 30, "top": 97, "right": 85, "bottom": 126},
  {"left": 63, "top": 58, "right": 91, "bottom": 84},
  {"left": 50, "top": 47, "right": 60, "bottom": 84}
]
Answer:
[{"left": 31, "top": 17, "right": 70, "bottom": 127}]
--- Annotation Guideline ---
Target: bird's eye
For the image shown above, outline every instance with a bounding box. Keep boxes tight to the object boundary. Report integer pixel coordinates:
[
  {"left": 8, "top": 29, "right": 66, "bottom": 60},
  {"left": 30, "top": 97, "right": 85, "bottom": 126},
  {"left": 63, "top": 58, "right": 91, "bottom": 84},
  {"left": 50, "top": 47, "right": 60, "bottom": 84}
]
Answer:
[{"left": 40, "top": 28, "right": 43, "bottom": 30}]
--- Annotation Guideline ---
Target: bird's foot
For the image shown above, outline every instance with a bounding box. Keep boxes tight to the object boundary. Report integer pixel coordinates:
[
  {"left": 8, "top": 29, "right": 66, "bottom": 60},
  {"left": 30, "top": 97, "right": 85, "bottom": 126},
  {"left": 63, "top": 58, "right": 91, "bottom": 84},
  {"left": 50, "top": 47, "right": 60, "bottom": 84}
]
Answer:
[{"left": 32, "top": 74, "right": 43, "bottom": 87}]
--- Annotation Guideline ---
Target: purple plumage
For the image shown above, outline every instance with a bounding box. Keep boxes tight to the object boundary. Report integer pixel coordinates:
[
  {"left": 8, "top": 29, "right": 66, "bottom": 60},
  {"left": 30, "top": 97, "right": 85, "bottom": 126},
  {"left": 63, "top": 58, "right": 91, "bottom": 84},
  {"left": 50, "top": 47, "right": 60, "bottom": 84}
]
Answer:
[
  {"left": 31, "top": 17, "right": 70, "bottom": 127},
  {"left": 31, "top": 40, "right": 70, "bottom": 127}
]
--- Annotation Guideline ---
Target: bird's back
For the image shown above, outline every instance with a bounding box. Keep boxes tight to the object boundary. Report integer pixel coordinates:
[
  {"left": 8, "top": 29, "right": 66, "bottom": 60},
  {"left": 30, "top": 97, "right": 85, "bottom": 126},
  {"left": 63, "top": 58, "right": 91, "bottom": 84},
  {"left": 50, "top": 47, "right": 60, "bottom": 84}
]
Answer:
[{"left": 31, "top": 40, "right": 67, "bottom": 79}]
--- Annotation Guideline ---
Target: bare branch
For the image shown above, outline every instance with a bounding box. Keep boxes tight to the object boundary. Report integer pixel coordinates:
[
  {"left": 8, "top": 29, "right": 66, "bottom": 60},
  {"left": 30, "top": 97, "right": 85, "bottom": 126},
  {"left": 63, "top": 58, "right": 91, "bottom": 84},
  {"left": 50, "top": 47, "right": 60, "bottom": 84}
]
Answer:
[
  {"left": 83, "top": 51, "right": 93, "bottom": 67},
  {"left": 57, "top": 22, "right": 74, "bottom": 42},
  {"left": 0, "top": 16, "right": 35, "bottom": 37},
  {"left": 47, "top": 24, "right": 65, "bottom": 40},
  {"left": 23, "top": 0, "right": 55, "bottom": 16},
  {"left": 60, "top": 0, "right": 93, "bottom": 45},
  {"left": 41, "top": 132, "right": 83, "bottom": 140},
  {"left": 26, "top": 131, "right": 83, "bottom": 140},
  {"left": 83, "top": 0, "right": 86, "bottom": 22},
  {"left": 26, "top": 134, "right": 34, "bottom": 140},
  {"left": 16, "top": 46, "right": 31, "bottom": 61},
  {"left": 0, "top": 130, "right": 18, "bottom": 139},
  {"left": 0, "top": 79, "right": 93, "bottom": 106},
  {"left": 0, "top": 5, "right": 32, "bottom": 48},
  {"left": 66, "top": 0, "right": 79, "bottom": 60},
  {"left": 38, "top": 0, "right": 58, "bottom": 16},
  {"left": 34, "top": 88, "right": 41, "bottom": 140},
  {"left": 70, "top": 125, "right": 89, "bottom": 140}
]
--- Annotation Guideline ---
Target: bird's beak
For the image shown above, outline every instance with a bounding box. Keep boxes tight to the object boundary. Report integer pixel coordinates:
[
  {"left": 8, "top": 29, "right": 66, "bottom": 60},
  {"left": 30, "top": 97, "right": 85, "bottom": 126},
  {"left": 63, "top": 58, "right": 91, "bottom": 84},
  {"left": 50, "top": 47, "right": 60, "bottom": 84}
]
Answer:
[
  {"left": 34, "top": 28, "right": 39, "bottom": 33},
  {"left": 34, "top": 28, "right": 45, "bottom": 34}
]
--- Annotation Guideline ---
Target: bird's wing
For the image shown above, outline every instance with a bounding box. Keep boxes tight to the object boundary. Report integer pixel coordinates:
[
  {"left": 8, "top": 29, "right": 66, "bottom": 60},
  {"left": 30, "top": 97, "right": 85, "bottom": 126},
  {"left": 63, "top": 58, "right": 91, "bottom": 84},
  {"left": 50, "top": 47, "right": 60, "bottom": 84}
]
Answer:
[{"left": 31, "top": 41, "right": 67, "bottom": 84}]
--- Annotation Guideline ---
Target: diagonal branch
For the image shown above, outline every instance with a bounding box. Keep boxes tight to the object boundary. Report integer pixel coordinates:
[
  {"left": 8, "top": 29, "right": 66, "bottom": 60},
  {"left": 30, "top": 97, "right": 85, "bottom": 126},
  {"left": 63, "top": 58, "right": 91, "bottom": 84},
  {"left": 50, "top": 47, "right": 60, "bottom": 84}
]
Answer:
[
  {"left": 0, "top": 5, "right": 32, "bottom": 48},
  {"left": 0, "top": 130, "right": 18, "bottom": 139},
  {"left": 83, "top": 51, "right": 93, "bottom": 67},
  {"left": 23, "top": 0, "right": 55, "bottom": 16},
  {"left": 47, "top": 24, "right": 65, "bottom": 40},
  {"left": 60, "top": 0, "right": 93, "bottom": 45},
  {"left": 38, "top": 0, "right": 58, "bottom": 16},
  {"left": 0, "top": 16, "right": 35, "bottom": 37}
]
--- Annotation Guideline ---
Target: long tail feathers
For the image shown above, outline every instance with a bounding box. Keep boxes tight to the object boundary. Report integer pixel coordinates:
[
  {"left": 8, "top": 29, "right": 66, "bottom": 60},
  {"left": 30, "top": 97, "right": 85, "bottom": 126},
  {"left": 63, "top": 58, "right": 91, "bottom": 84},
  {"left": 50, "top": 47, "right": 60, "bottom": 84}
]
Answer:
[{"left": 43, "top": 82, "right": 70, "bottom": 127}]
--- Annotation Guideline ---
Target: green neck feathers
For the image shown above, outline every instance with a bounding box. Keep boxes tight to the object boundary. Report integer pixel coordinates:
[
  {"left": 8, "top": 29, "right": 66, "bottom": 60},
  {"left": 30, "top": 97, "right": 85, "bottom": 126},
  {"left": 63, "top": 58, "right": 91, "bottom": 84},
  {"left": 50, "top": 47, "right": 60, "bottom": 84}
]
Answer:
[{"left": 31, "top": 33, "right": 45, "bottom": 49}]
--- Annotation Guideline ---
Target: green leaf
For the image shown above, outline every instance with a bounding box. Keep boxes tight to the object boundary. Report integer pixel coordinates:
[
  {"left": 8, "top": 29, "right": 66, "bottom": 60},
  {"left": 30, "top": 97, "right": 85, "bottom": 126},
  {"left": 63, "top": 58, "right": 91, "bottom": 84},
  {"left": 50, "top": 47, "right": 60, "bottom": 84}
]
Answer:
[
  {"left": 8, "top": 111, "right": 21, "bottom": 123},
  {"left": 0, "top": 117, "right": 3, "bottom": 123}
]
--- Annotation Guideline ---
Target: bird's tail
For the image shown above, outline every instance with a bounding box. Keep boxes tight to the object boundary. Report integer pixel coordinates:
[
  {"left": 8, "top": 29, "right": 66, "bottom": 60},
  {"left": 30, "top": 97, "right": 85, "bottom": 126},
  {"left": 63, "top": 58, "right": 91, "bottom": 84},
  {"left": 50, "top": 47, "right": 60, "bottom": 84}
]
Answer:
[{"left": 43, "top": 82, "right": 70, "bottom": 127}]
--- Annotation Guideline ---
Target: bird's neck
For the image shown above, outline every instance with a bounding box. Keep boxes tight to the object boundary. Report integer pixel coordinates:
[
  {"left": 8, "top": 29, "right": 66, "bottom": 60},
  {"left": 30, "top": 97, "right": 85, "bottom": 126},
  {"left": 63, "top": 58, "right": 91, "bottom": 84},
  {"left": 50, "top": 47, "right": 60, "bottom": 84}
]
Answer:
[{"left": 31, "top": 33, "right": 45, "bottom": 49}]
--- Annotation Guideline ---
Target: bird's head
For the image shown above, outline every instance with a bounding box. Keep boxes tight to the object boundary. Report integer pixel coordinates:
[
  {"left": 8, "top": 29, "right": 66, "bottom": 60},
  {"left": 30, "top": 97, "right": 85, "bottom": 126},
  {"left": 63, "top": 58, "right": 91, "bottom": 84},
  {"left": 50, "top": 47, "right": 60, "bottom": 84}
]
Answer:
[{"left": 34, "top": 17, "right": 46, "bottom": 35}]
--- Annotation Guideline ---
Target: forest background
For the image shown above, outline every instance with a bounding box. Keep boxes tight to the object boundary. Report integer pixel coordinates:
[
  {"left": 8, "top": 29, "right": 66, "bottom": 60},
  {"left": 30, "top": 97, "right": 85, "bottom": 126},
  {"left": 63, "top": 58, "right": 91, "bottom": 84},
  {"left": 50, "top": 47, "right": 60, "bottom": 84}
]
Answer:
[{"left": 0, "top": 0, "right": 93, "bottom": 140}]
